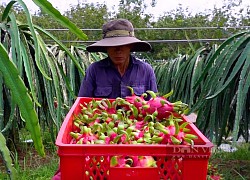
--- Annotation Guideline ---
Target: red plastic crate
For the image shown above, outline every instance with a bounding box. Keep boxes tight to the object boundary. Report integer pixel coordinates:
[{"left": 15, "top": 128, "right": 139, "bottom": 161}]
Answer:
[{"left": 56, "top": 97, "right": 214, "bottom": 180}]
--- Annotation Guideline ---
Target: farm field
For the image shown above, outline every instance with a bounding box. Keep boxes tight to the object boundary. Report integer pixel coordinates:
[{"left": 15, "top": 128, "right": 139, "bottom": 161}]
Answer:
[{"left": 1, "top": 140, "right": 249, "bottom": 179}]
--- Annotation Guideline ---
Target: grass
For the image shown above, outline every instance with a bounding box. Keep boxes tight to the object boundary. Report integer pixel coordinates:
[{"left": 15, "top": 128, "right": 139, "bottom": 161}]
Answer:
[
  {"left": 0, "top": 144, "right": 59, "bottom": 180},
  {"left": 209, "top": 143, "right": 250, "bottom": 180},
  {"left": 0, "top": 128, "right": 59, "bottom": 180},
  {"left": 1, "top": 136, "right": 249, "bottom": 179}
]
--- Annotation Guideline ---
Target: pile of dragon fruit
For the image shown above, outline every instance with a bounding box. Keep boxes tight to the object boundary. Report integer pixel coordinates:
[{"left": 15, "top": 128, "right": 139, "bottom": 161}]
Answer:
[
  {"left": 69, "top": 87, "right": 198, "bottom": 168},
  {"left": 70, "top": 87, "right": 198, "bottom": 146}
]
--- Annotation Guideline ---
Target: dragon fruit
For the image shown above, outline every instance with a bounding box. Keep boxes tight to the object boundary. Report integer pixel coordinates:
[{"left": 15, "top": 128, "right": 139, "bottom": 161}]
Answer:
[
  {"left": 97, "top": 98, "right": 117, "bottom": 114},
  {"left": 110, "top": 156, "right": 128, "bottom": 167},
  {"left": 110, "top": 155, "right": 156, "bottom": 167},
  {"left": 125, "top": 86, "right": 147, "bottom": 109},
  {"left": 136, "top": 156, "right": 156, "bottom": 167},
  {"left": 145, "top": 90, "right": 176, "bottom": 120},
  {"left": 145, "top": 90, "right": 188, "bottom": 120},
  {"left": 124, "top": 86, "right": 149, "bottom": 118}
]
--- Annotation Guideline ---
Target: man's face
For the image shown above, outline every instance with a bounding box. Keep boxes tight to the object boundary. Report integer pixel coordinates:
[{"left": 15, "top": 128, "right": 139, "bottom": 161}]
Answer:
[{"left": 107, "top": 45, "right": 132, "bottom": 66}]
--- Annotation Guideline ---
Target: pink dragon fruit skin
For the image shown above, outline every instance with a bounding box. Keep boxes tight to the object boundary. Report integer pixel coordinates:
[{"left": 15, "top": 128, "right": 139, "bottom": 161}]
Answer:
[
  {"left": 145, "top": 90, "right": 174, "bottom": 120},
  {"left": 120, "top": 134, "right": 127, "bottom": 143},
  {"left": 125, "top": 86, "right": 147, "bottom": 116},
  {"left": 110, "top": 156, "right": 156, "bottom": 167},
  {"left": 135, "top": 121, "right": 146, "bottom": 130},
  {"left": 126, "top": 95, "right": 145, "bottom": 109},
  {"left": 105, "top": 132, "right": 118, "bottom": 144},
  {"left": 137, "top": 156, "right": 156, "bottom": 167},
  {"left": 88, "top": 119, "right": 100, "bottom": 126},
  {"left": 106, "top": 107, "right": 117, "bottom": 114},
  {"left": 131, "top": 130, "right": 144, "bottom": 140},
  {"left": 110, "top": 156, "right": 126, "bottom": 167},
  {"left": 71, "top": 129, "right": 98, "bottom": 144},
  {"left": 131, "top": 156, "right": 139, "bottom": 167},
  {"left": 176, "top": 130, "right": 185, "bottom": 141},
  {"left": 166, "top": 125, "right": 176, "bottom": 136},
  {"left": 155, "top": 106, "right": 173, "bottom": 120}
]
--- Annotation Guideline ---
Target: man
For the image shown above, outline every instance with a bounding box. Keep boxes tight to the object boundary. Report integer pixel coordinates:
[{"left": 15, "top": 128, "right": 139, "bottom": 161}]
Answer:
[
  {"left": 78, "top": 18, "right": 158, "bottom": 98},
  {"left": 52, "top": 18, "right": 157, "bottom": 180}
]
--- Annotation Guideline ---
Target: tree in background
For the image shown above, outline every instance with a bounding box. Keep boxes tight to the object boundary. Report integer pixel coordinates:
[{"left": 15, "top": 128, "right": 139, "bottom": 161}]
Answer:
[{"left": 1, "top": 0, "right": 249, "bottom": 59}]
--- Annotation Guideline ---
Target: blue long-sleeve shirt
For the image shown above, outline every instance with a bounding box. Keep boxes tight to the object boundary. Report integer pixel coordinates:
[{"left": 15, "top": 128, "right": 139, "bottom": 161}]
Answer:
[{"left": 78, "top": 55, "right": 158, "bottom": 98}]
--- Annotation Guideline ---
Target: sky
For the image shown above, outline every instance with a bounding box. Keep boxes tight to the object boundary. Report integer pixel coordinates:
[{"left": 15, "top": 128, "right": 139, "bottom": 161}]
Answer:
[{"left": 1, "top": 0, "right": 249, "bottom": 18}]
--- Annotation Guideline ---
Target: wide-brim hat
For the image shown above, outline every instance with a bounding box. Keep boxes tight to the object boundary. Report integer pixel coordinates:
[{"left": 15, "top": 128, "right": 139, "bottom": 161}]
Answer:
[{"left": 86, "top": 19, "right": 151, "bottom": 52}]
